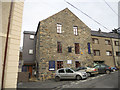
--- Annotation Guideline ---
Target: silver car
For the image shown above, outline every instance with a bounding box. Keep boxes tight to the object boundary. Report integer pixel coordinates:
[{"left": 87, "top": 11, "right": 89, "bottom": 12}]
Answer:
[{"left": 55, "top": 68, "right": 88, "bottom": 81}]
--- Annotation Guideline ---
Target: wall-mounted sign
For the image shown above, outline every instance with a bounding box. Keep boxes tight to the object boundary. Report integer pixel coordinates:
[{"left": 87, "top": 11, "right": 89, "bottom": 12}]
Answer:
[
  {"left": 49, "top": 61, "right": 55, "bottom": 71},
  {"left": 81, "top": 52, "right": 83, "bottom": 55},
  {"left": 67, "top": 60, "right": 72, "bottom": 64}
]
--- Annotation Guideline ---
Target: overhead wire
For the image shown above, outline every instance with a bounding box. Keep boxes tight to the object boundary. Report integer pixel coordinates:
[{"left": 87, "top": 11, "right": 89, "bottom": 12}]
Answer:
[
  {"left": 64, "top": 0, "right": 111, "bottom": 31},
  {"left": 103, "top": 0, "right": 120, "bottom": 17}
]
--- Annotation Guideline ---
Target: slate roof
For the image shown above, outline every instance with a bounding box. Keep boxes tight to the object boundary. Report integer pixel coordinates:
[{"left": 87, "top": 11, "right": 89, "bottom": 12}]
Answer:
[{"left": 91, "top": 30, "right": 120, "bottom": 39}]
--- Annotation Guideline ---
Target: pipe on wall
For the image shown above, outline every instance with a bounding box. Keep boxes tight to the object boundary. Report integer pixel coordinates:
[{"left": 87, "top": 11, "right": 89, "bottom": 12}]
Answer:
[{"left": 1, "top": 0, "right": 13, "bottom": 89}]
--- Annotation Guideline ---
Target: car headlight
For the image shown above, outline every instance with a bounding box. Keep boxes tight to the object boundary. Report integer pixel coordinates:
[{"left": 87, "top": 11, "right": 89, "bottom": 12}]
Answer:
[{"left": 81, "top": 72, "right": 86, "bottom": 75}]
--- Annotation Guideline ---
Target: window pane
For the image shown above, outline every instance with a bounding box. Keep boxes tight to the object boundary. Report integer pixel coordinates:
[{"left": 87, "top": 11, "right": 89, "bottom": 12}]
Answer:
[
  {"left": 66, "top": 69, "right": 73, "bottom": 73},
  {"left": 115, "top": 41, "right": 119, "bottom": 46},
  {"left": 29, "top": 49, "right": 33, "bottom": 54},
  {"left": 57, "top": 24, "right": 62, "bottom": 33},
  {"left": 106, "top": 51, "right": 109, "bottom": 55},
  {"left": 58, "top": 69, "right": 65, "bottom": 73},
  {"left": 116, "top": 52, "right": 120, "bottom": 56},
  {"left": 30, "top": 35, "right": 34, "bottom": 39},
  {"left": 73, "top": 26, "right": 78, "bottom": 35}
]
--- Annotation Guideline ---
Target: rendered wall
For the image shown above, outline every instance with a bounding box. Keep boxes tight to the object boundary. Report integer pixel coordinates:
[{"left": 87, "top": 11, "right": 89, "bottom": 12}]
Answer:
[{"left": 0, "top": 1, "right": 24, "bottom": 88}]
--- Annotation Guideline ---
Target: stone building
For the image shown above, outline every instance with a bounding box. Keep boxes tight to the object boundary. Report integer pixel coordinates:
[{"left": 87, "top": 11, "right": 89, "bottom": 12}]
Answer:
[
  {"left": 35, "top": 8, "right": 93, "bottom": 80},
  {"left": 0, "top": 1, "right": 24, "bottom": 88},
  {"left": 91, "top": 30, "right": 120, "bottom": 67}
]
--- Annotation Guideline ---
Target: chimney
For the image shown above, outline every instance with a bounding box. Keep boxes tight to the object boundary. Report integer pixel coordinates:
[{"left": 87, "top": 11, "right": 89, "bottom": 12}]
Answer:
[{"left": 98, "top": 28, "right": 101, "bottom": 33}]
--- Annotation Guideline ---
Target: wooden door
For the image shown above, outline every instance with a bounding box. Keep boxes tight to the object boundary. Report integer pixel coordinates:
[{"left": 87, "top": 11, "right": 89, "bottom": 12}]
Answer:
[{"left": 29, "top": 66, "right": 32, "bottom": 76}]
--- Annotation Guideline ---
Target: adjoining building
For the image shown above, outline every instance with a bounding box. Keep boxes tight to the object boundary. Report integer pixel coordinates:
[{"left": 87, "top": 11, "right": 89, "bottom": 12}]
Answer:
[
  {"left": 91, "top": 29, "right": 120, "bottom": 67},
  {"left": 22, "top": 31, "right": 36, "bottom": 77},
  {"left": 0, "top": 1, "right": 24, "bottom": 88},
  {"left": 35, "top": 8, "right": 93, "bottom": 80}
]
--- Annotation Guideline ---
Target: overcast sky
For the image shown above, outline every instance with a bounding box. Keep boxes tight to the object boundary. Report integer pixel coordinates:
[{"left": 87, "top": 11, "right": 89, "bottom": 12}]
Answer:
[{"left": 20, "top": 0, "right": 119, "bottom": 47}]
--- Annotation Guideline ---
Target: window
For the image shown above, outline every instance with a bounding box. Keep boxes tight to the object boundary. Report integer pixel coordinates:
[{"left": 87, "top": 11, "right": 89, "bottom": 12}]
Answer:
[
  {"left": 68, "top": 47, "right": 72, "bottom": 53},
  {"left": 87, "top": 43, "right": 91, "bottom": 54},
  {"left": 92, "top": 38, "right": 99, "bottom": 44},
  {"left": 57, "top": 24, "right": 62, "bottom": 34},
  {"left": 57, "top": 61, "right": 63, "bottom": 69},
  {"left": 114, "top": 41, "right": 119, "bottom": 46},
  {"left": 22, "top": 66, "right": 28, "bottom": 72},
  {"left": 30, "top": 35, "right": 34, "bottom": 39},
  {"left": 75, "top": 43, "right": 80, "bottom": 54},
  {"left": 58, "top": 69, "right": 65, "bottom": 73},
  {"left": 29, "top": 49, "right": 33, "bottom": 54},
  {"left": 116, "top": 52, "right": 120, "bottom": 56},
  {"left": 106, "top": 51, "right": 112, "bottom": 56},
  {"left": 73, "top": 26, "right": 78, "bottom": 35},
  {"left": 57, "top": 42, "right": 62, "bottom": 53},
  {"left": 66, "top": 69, "right": 74, "bottom": 73},
  {"left": 94, "top": 50, "right": 100, "bottom": 56},
  {"left": 105, "top": 40, "right": 111, "bottom": 45}
]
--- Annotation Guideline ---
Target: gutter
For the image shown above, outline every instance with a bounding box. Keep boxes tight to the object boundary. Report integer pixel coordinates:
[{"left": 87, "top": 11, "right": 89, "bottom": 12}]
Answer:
[
  {"left": 110, "top": 38, "right": 116, "bottom": 67},
  {"left": 1, "top": 1, "right": 13, "bottom": 89}
]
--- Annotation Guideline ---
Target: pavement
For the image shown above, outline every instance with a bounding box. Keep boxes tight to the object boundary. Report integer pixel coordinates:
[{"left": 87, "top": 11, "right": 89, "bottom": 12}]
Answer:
[{"left": 17, "top": 71, "right": 119, "bottom": 89}]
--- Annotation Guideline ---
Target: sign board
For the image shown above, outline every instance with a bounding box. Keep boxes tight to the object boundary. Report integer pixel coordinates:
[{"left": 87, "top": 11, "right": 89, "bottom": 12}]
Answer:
[
  {"left": 49, "top": 61, "right": 55, "bottom": 71},
  {"left": 67, "top": 60, "right": 72, "bottom": 64}
]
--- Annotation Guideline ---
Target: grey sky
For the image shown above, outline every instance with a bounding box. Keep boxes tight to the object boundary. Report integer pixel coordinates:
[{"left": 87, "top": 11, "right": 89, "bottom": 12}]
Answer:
[{"left": 20, "top": 0, "right": 119, "bottom": 47}]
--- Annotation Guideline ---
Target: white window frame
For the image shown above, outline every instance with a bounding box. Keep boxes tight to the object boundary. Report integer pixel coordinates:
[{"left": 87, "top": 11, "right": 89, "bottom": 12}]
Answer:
[
  {"left": 29, "top": 49, "right": 33, "bottom": 54},
  {"left": 57, "top": 24, "right": 62, "bottom": 34},
  {"left": 30, "top": 35, "right": 34, "bottom": 39},
  {"left": 73, "top": 26, "right": 78, "bottom": 35}
]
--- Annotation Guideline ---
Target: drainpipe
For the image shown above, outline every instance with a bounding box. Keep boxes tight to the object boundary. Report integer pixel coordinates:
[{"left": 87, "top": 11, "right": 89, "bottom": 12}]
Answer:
[
  {"left": 110, "top": 38, "right": 116, "bottom": 67},
  {"left": 1, "top": 1, "right": 13, "bottom": 89}
]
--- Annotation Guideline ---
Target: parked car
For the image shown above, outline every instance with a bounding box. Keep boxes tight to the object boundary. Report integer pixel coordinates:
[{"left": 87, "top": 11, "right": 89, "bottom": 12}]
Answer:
[
  {"left": 75, "top": 67, "right": 98, "bottom": 76},
  {"left": 111, "top": 67, "right": 119, "bottom": 71},
  {"left": 55, "top": 68, "right": 88, "bottom": 81},
  {"left": 94, "top": 64, "right": 112, "bottom": 74}
]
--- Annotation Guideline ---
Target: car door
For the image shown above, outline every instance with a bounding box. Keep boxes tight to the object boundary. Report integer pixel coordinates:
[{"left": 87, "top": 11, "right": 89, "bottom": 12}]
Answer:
[
  {"left": 65, "top": 68, "right": 75, "bottom": 79},
  {"left": 58, "top": 69, "right": 66, "bottom": 79},
  {"left": 100, "top": 65, "right": 106, "bottom": 73},
  {"left": 94, "top": 65, "right": 101, "bottom": 73}
]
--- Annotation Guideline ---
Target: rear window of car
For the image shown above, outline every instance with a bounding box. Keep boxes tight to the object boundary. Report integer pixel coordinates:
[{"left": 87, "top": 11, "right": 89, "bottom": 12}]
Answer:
[{"left": 58, "top": 69, "right": 65, "bottom": 73}]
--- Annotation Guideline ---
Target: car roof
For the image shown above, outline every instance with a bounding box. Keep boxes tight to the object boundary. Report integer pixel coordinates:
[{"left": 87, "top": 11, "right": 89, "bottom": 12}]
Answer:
[{"left": 57, "top": 68, "right": 72, "bottom": 70}]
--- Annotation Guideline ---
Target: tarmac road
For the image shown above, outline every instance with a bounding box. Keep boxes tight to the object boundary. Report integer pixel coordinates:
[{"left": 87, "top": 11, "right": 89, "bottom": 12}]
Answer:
[{"left": 17, "top": 71, "right": 119, "bottom": 89}]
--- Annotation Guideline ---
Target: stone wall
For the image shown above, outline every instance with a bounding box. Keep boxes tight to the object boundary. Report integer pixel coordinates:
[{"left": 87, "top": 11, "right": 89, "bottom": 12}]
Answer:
[{"left": 36, "top": 8, "right": 93, "bottom": 80}]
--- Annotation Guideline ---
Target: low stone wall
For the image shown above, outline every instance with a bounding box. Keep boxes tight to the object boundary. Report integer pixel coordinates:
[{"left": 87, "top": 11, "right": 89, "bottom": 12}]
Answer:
[
  {"left": 39, "top": 73, "right": 55, "bottom": 81},
  {"left": 17, "top": 72, "right": 29, "bottom": 82}
]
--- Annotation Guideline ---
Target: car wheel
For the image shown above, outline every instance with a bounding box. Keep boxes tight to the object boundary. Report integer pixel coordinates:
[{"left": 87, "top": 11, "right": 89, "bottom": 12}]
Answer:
[
  {"left": 106, "top": 70, "right": 110, "bottom": 74},
  {"left": 87, "top": 73, "right": 91, "bottom": 77},
  {"left": 55, "top": 76, "right": 60, "bottom": 82},
  {"left": 76, "top": 75, "right": 82, "bottom": 80}
]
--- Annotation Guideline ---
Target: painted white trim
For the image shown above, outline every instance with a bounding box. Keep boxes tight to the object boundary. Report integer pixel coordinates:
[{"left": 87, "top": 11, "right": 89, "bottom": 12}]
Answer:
[{"left": 57, "top": 60, "right": 63, "bottom": 61}]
